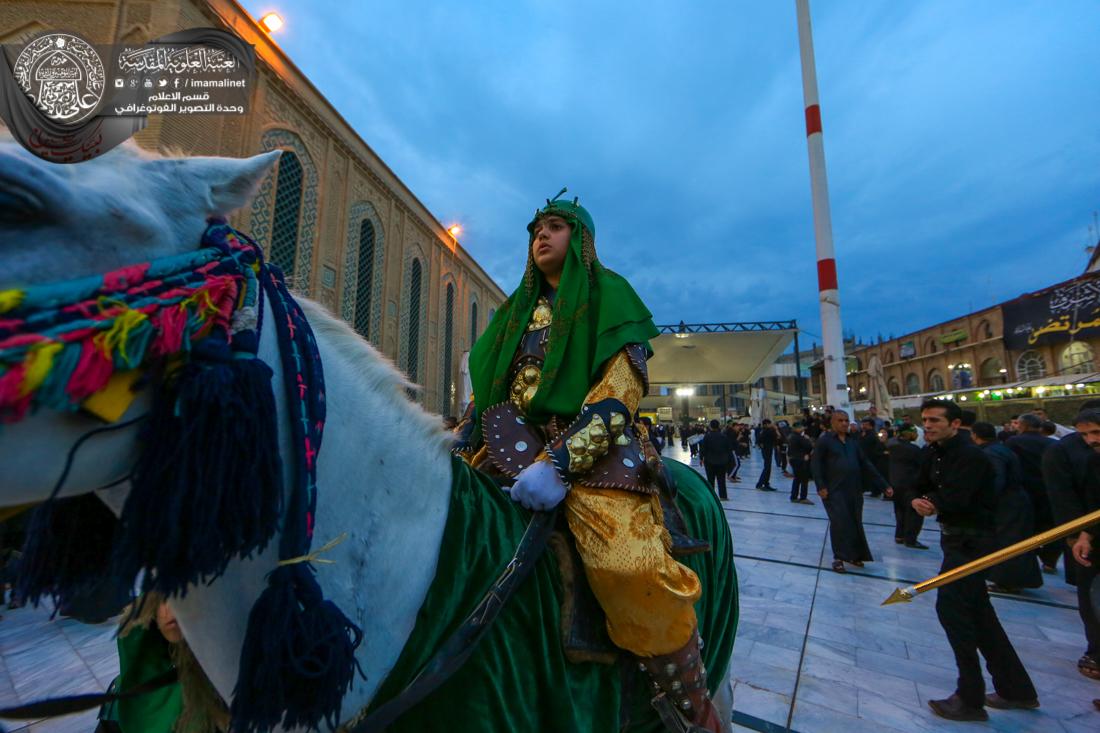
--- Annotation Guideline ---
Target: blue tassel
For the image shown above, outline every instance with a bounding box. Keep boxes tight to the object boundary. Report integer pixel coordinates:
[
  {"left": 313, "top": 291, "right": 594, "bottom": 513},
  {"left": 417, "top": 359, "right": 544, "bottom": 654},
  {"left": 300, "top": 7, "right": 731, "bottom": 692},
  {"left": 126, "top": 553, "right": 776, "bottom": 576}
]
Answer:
[
  {"left": 112, "top": 346, "right": 283, "bottom": 598},
  {"left": 17, "top": 493, "right": 118, "bottom": 609},
  {"left": 231, "top": 563, "right": 364, "bottom": 733}
]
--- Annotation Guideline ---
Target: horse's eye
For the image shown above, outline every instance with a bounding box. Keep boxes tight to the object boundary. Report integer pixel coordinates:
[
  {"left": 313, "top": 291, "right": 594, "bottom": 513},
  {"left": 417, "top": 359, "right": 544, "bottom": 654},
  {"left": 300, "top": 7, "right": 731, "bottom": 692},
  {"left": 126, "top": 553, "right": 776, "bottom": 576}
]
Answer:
[{"left": 0, "top": 185, "right": 43, "bottom": 225}]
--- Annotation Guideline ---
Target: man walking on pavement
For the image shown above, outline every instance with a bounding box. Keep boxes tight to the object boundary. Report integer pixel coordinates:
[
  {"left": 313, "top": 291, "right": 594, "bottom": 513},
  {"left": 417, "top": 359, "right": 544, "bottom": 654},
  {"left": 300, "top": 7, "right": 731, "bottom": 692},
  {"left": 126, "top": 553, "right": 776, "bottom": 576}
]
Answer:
[
  {"left": 756, "top": 419, "right": 778, "bottom": 491},
  {"left": 700, "top": 419, "right": 733, "bottom": 501},
  {"left": 811, "top": 410, "right": 890, "bottom": 572},
  {"left": 859, "top": 417, "right": 888, "bottom": 498},
  {"left": 1008, "top": 413, "right": 1061, "bottom": 573},
  {"left": 787, "top": 422, "right": 814, "bottom": 505},
  {"left": 913, "top": 399, "right": 1039, "bottom": 721},
  {"left": 887, "top": 424, "right": 926, "bottom": 548},
  {"left": 1044, "top": 403, "right": 1100, "bottom": 682}
]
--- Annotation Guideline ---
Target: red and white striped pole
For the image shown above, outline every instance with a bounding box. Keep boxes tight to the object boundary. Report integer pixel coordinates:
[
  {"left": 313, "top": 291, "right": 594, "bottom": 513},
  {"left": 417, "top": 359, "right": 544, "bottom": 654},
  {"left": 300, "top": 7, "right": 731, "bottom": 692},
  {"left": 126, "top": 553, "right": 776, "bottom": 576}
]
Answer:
[{"left": 795, "top": 0, "right": 849, "bottom": 411}]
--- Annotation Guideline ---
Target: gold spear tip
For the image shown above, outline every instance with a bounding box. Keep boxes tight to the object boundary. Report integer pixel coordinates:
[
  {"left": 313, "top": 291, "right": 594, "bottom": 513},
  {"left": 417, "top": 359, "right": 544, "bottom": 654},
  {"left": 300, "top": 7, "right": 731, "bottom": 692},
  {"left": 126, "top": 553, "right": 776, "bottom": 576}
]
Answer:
[{"left": 881, "top": 586, "right": 915, "bottom": 606}]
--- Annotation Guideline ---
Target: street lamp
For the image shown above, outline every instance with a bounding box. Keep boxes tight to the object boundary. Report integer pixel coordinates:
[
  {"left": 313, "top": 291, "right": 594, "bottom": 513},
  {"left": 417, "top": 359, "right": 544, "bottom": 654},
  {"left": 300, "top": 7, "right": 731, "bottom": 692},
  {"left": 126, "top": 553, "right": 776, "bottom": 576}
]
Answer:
[
  {"left": 675, "top": 387, "right": 692, "bottom": 423},
  {"left": 447, "top": 224, "right": 462, "bottom": 238},
  {"left": 259, "top": 12, "right": 284, "bottom": 33}
]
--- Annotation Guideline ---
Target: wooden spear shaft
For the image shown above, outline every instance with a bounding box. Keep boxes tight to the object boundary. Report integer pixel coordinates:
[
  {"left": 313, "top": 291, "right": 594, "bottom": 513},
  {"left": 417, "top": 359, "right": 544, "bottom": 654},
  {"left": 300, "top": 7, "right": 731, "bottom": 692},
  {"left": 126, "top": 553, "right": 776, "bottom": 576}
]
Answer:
[{"left": 882, "top": 507, "right": 1100, "bottom": 605}]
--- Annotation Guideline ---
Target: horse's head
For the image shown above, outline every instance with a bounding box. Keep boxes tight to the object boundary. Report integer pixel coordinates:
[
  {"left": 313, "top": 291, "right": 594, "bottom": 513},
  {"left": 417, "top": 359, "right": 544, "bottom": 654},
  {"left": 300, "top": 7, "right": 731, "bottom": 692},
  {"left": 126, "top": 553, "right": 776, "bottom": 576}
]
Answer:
[
  {"left": 0, "top": 134, "right": 280, "bottom": 286},
  {"left": 0, "top": 137, "right": 281, "bottom": 504}
]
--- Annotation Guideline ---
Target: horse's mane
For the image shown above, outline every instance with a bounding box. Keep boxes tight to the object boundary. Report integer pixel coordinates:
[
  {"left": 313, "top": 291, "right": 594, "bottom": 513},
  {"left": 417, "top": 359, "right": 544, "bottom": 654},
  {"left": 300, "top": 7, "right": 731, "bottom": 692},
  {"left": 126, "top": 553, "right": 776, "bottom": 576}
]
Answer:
[{"left": 296, "top": 297, "right": 453, "bottom": 454}]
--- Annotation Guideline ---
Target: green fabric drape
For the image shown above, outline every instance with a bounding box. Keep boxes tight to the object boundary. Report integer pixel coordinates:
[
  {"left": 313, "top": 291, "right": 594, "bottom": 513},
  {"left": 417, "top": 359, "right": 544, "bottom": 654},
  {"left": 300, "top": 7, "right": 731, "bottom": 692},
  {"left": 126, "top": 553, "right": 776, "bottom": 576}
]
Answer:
[
  {"left": 366, "top": 455, "right": 738, "bottom": 732},
  {"left": 468, "top": 200, "right": 658, "bottom": 428}
]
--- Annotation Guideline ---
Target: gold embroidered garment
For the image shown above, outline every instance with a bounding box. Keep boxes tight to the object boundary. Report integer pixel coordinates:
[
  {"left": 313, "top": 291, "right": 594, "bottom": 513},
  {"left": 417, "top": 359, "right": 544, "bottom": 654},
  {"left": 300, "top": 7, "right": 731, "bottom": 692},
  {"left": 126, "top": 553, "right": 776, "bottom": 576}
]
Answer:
[{"left": 467, "top": 302, "right": 701, "bottom": 656}]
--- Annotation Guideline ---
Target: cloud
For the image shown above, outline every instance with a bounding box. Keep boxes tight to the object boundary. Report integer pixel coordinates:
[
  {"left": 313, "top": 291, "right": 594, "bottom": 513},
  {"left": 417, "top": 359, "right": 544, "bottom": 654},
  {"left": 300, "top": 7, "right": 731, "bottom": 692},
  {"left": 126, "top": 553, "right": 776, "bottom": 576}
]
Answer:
[{"left": 241, "top": 0, "right": 1100, "bottom": 345}]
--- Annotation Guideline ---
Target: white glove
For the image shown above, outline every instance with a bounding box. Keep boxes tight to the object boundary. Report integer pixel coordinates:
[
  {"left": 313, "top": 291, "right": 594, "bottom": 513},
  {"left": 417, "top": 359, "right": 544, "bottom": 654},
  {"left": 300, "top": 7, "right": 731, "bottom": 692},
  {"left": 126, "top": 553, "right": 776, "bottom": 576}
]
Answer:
[{"left": 509, "top": 458, "right": 568, "bottom": 511}]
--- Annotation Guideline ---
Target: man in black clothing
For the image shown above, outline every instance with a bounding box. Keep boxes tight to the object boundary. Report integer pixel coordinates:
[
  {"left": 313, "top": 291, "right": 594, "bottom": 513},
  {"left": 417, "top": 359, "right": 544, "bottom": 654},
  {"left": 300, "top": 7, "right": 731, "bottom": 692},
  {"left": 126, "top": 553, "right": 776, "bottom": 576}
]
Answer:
[
  {"left": 972, "top": 422, "right": 1042, "bottom": 592},
  {"left": 755, "top": 419, "right": 778, "bottom": 491},
  {"left": 913, "top": 399, "right": 1038, "bottom": 721},
  {"left": 1007, "top": 413, "right": 1060, "bottom": 572},
  {"left": 787, "top": 422, "right": 814, "bottom": 505},
  {"left": 958, "top": 410, "right": 977, "bottom": 443},
  {"left": 886, "top": 425, "right": 925, "bottom": 548},
  {"left": 699, "top": 419, "right": 733, "bottom": 500},
  {"left": 1043, "top": 405, "right": 1100, "bottom": 681},
  {"left": 811, "top": 410, "right": 890, "bottom": 571},
  {"left": 859, "top": 418, "right": 888, "bottom": 497}
]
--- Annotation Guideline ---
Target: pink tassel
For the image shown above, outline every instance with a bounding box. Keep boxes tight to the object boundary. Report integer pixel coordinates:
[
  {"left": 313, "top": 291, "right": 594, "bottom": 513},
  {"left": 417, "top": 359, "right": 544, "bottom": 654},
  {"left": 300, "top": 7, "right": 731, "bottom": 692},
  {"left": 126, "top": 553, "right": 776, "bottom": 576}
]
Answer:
[
  {"left": 103, "top": 263, "right": 150, "bottom": 292},
  {"left": 0, "top": 362, "right": 28, "bottom": 414},
  {"left": 150, "top": 306, "right": 188, "bottom": 357},
  {"left": 66, "top": 340, "right": 114, "bottom": 402}
]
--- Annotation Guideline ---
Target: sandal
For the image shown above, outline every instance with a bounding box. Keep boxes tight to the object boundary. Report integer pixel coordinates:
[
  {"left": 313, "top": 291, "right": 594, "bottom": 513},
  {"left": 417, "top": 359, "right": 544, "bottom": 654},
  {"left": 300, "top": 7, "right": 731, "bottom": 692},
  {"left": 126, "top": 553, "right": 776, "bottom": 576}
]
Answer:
[
  {"left": 831, "top": 560, "right": 846, "bottom": 573},
  {"left": 1079, "top": 654, "right": 1100, "bottom": 680}
]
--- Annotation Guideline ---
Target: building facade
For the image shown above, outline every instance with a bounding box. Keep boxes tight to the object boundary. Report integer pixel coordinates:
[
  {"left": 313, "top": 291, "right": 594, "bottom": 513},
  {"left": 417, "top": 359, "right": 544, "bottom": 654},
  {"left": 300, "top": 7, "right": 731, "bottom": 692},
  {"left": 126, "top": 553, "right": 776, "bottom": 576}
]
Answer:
[
  {"left": 809, "top": 274, "right": 1100, "bottom": 424},
  {"left": 0, "top": 0, "right": 506, "bottom": 417}
]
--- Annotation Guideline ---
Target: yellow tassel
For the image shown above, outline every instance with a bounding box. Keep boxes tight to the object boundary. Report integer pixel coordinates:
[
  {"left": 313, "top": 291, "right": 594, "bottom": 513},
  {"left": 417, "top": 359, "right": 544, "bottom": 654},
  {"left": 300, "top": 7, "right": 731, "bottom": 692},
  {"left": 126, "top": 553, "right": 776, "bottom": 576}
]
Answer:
[
  {"left": 0, "top": 289, "right": 25, "bottom": 314},
  {"left": 93, "top": 308, "right": 148, "bottom": 365},
  {"left": 20, "top": 342, "right": 63, "bottom": 397},
  {"left": 277, "top": 533, "right": 349, "bottom": 567},
  {"left": 180, "top": 288, "right": 218, "bottom": 320}
]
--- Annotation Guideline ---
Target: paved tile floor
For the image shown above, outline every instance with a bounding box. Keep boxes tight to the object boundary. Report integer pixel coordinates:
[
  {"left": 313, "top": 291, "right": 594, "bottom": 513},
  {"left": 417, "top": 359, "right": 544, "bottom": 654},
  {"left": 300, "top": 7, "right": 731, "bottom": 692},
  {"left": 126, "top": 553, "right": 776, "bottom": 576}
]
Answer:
[{"left": 1, "top": 444, "right": 1098, "bottom": 732}]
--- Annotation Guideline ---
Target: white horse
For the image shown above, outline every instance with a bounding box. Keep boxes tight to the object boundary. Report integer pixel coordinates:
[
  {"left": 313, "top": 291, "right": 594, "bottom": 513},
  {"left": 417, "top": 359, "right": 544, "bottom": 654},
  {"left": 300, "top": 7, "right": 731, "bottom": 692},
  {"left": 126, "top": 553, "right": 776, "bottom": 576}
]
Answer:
[{"left": 0, "top": 137, "right": 736, "bottom": 732}]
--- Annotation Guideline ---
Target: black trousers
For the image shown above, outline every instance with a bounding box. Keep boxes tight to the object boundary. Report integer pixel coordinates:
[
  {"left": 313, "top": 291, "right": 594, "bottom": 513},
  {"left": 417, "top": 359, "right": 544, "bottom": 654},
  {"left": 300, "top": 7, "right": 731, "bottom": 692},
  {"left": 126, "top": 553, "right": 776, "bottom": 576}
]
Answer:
[
  {"left": 776, "top": 449, "right": 788, "bottom": 471},
  {"left": 1076, "top": 561, "right": 1100, "bottom": 656},
  {"left": 892, "top": 490, "right": 924, "bottom": 544},
  {"left": 756, "top": 446, "right": 774, "bottom": 487},
  {"left": 789, "top": 458, "right": 810, "bottom": 501},
  {"left": 704, "top": 463, "right": 728, "bottom": 499},
  {"left": 935, "top": 535, "right": 1037, "bottom": 707},
  {"left": 728, "top": 451, "right": 741, "bottom": 479}
]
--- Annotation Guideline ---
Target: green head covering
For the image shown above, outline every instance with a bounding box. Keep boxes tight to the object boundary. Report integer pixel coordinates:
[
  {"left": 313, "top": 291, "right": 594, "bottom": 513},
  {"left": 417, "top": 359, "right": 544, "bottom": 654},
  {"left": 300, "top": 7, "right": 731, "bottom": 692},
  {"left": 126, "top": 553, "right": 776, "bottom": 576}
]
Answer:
[{"left": 469, "top": 189, "right": 658, "bottom": 428}]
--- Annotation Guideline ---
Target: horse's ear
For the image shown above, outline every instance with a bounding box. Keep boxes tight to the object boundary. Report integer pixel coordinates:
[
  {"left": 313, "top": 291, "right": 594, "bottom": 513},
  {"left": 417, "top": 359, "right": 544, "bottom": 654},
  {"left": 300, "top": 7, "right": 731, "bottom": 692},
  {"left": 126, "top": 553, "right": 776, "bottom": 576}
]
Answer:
[
  {"left": 209, "top": 150, "right": 282, "bottom": 215},
  {"left": 176, "top": 150, "right": 283, "bottom": 216}
]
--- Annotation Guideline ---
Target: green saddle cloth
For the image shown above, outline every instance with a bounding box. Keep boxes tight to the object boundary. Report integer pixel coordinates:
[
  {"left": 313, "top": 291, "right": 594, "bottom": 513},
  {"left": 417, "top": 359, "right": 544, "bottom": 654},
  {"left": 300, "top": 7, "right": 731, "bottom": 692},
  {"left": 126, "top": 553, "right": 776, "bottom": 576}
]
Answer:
[{"left": 366, "top": 456, "right": 738, "bottom": 732}]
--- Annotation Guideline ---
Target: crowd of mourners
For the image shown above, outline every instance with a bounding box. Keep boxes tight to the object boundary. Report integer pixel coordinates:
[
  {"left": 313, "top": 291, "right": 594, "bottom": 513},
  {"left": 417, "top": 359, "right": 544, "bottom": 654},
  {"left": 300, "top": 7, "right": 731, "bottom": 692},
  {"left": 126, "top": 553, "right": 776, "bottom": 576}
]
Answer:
[{"left": 664, "top": 398, "right": 1100, "bottom": 721}]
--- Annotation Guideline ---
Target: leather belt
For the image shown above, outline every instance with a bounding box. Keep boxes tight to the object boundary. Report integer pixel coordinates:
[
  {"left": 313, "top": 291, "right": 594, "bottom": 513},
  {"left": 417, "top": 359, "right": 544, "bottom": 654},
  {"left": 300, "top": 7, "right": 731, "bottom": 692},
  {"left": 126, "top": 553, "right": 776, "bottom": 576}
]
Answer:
[{"left": 940, "top": 524, "right": 993, "bottom": 538}]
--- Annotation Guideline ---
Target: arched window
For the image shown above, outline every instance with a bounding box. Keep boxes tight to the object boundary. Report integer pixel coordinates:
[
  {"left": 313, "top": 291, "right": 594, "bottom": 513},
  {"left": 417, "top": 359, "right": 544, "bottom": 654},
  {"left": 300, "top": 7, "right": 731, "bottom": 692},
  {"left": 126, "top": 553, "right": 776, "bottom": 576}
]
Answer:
[
  {"left": 928, "top": 370, "right": 945, "bottom": 392},
  {"left": 1061, "top": 342, "right": 1095, "bottom": 375},
  {"left": 1016, "top": 350, "right": 1046, "bottom": 381},
  {"left": 884, "top": 350, "right": 895, "bottom": 364},
  {"left": 905, "top": 373, "right": 921, "bottom": 395},
  {"left": 975, "top": 320, "right": 993, "bottom": 340},
  {"left": 442, "top": 283, "right": 455, "bottom": 413},
  {"left": 469, "top": 300, "right": 479, "bottom": 346},
  {"left": 406, "top": 258, "right": 422, "bottom": 381},
  {"left": 926, "top": 338, "right": 939, "bottom": 354},
  {"left": 979, "top": 357, "right": 1006, "bottom": 384},
  {"left": 887, "top": 378, "right": 900, "bottom": 397},
  {"left": 353, "top": 219, "right": 375, "bottom": 339},
  {"left": 270, "top": 151, "right": 302, "bottom": 278},
  {"left": 951, "top": 366, "right": 973, "bottom": 389}
]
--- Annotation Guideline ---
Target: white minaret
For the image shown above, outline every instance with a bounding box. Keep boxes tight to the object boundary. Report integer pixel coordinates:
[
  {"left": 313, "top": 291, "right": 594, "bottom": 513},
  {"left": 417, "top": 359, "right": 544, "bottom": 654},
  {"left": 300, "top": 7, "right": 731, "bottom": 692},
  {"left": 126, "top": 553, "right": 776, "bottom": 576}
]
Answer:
[{"left": 795, "top": 0, "right": 850, "bottom": 411}]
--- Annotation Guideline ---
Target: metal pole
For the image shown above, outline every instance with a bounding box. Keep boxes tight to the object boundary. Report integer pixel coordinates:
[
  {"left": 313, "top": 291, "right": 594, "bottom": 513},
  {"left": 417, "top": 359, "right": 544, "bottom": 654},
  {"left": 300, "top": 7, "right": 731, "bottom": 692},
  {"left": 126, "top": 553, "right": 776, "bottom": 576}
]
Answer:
[
  {"left": 795, "top": 0, "right": 849, "bottom": 412},
  {"left": 794, "top": 328, "right": 806, "bottom": 410}
]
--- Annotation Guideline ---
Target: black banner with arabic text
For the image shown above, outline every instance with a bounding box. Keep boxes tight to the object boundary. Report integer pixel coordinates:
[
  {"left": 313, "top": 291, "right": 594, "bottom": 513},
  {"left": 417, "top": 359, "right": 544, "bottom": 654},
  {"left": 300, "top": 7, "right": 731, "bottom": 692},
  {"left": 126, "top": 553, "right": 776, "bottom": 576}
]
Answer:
[{"left": 1002, "top": 274, "right": 1100, "bottom": 350}]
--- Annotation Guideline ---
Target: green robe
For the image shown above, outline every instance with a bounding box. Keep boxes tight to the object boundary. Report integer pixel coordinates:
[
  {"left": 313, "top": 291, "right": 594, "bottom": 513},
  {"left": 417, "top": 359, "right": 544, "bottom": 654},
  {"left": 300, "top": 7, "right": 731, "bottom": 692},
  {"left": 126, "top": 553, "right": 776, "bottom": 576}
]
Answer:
[{"left": 365, "top": 455, "right": 738, "bottom": 731}]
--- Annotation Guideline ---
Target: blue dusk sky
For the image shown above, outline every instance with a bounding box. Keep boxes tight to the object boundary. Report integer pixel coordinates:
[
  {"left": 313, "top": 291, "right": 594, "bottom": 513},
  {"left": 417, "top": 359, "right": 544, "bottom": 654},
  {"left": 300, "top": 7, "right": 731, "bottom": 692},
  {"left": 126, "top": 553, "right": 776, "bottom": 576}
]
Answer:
[{"left": 241, "top": 0, "right": 1100, "bottom": 347}]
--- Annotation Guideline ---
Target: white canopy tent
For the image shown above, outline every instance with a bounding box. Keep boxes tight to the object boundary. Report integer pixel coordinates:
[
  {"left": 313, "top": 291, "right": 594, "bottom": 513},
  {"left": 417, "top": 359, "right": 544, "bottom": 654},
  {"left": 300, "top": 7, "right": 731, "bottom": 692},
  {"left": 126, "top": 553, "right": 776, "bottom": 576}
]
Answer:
[{"left": 639, "top": 321, "right": 799, "bottom": 419}]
